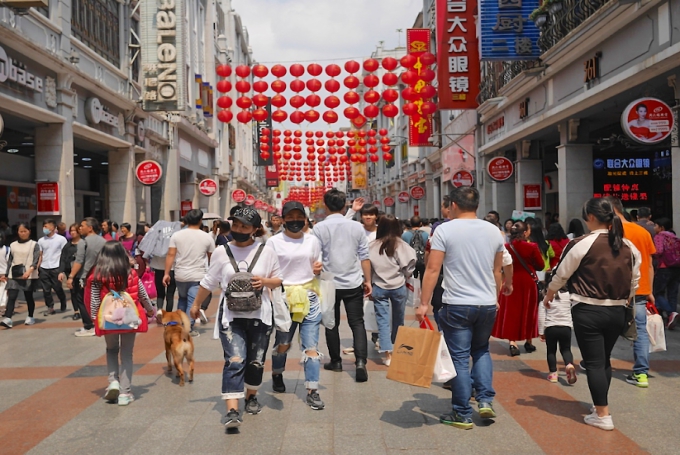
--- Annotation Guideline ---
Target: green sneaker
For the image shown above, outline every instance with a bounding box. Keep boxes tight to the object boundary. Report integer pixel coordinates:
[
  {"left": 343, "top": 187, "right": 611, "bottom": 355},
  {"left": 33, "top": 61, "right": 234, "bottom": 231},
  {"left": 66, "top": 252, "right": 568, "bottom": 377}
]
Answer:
[
  {"left": 478, "top": 402, "right": 496, "bottom": 419},
  {"left": 440, "top": 412, "right": 473, "bottom": 429},
  {"left": 626, "top": 373, "right": 648, "bottom": 388}
]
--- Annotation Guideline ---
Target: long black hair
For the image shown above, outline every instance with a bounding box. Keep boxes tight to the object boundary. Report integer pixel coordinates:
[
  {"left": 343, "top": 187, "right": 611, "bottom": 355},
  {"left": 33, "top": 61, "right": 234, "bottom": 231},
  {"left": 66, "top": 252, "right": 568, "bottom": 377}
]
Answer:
[
  {"left": 583, "top": 198, "right": 624, "bottom": 254},
  {"left": 546, "top": 223, "right": 567, "bottom": 241},
  {"left": 91, "top": 241, "right": 131, "bottom": 292},
  {"left": 376, "top": 214, "right": 402, "bottom": 257},
  {"left": 568, "top": 218, "right": 585, "bottom": 238},
  {"left": 526, "top": 217, "right": 549, "bottom": 256}
]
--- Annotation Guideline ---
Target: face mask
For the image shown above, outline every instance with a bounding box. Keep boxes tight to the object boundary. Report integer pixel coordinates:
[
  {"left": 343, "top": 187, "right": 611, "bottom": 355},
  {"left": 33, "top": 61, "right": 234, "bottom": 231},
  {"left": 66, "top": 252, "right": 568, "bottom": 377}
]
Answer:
[
  {"left": 43, "top": 228, "right": 52, "bottom": 236},
  {"left": 285, "top": 220, "right": 305, "bottom": 233},
  {"left": 231, "top": 231, "right": 252, "bottom": 243}
]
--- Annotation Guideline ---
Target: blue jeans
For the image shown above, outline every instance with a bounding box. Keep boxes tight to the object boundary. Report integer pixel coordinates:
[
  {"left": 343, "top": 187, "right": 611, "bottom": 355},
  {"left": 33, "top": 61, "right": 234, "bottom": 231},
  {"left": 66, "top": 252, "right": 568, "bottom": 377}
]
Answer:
[
  {"left": 653, "top": 268, "right": 680, "bottom": 315},
  {"left": 439, "top": 304, "right": 497, "bottom": 419},
  {"left": 176, "top": 281, "right": 199, "bottom": 328},
  {"left": 633, "top": 296, "right": 650, "bottom": 375},
  {"left": 218, "top": 318, "right": 272, "bottom": 399},
  {"left": 371, "top": 284, "right": 407, "bottom": 352},
  {"left": 272, "top": 309, "right": 323, "bottom": 389}
]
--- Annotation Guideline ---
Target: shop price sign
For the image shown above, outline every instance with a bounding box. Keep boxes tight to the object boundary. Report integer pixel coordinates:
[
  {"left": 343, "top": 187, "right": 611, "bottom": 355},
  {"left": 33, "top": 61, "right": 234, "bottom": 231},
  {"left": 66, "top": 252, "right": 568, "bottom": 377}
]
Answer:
[
  {"left": 384, "top": 196, "right": 395, "bottom": 207},
  {"left": 231, "top": 189, "right": 246, "bottom": 203},
  {"left": 452, "top": 170, "right": 474, "bottom": 187},
  {"left": 436, "top": 0, "right": 480, "bottom": 109},
  {"left": 398, "top": 191, "right": 410, "bottom": 203},
  {"left": 198, "top": 178, "right": 217, "bottom": 196},
  {"left": 487, "top": 156, "right": 514, "bottom": 181},
  {"left": 410, "top": 186, "right": 425, "bottom": 200},
  {"left": 244, "top": 194, "right": 256, "bottom": 206},
  {"left": 621, "top": 98, "right": 674, "bottom": 145},
  {"left": 523, "top": 184, "right": 541, "bottom": 210},
  {"left": 479, "top": 0, "right": 541, "bottom": 60},
  {"left": 135, "top": 160, "right": 163, "bottom": 185},
  {"left": 36, "top": 182, "right": 59, "bottom": 215}
]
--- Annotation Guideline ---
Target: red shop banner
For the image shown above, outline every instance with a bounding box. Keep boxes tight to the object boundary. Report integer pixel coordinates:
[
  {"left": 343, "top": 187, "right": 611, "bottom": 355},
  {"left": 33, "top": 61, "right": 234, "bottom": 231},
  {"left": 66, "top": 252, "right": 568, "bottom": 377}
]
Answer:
[
  {"left": 232, "top": 189, "right": 247, "bottom": 203},
  {"left": 244, "top": 194, "right": 256, "bottom": 206},
  {"left": 198, "top": 178, "right": 218, "bottom": 196},
  {"left": 410, "top": 186, "right": 425, "bottom": 200},
  {"left": 398, "top": 191, "right": 410, "bottom": 203},
  {"left": 384, "top": 196, "right": 395, "bottom": 207},
  {"left": 407, "top": 29, "right": 433, "bottom": 147},
  {"left": 436, "top": 0, "right": 480, "bottom": 109},
  {"left": 523, "top": 184, "right": 542, "bottom": 210},
  {"left": 37, "top": 182, "right": 60, "bottom": 216},
  {"left": 487, "top": 156, "right": 514, "bottom": 182},
  {"left": 180, "top": 201, "right": 192, "bottom": 217},
  {"left": 135, "top": 160, "right": 163, "bottom": 185},
  {"left": 265, "top": 164, "right": 279, "bottom": 188}
]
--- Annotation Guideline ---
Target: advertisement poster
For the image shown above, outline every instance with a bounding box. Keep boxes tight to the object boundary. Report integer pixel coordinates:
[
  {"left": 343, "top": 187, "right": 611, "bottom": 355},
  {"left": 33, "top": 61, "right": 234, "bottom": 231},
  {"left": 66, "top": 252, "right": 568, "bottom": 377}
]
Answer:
[
  {"left": 523, "top": 184, "right": 541, "bottom": 210},
  {"left": 351, "top": 161, "right": 367, "bottom": 190},
  {"left": 0, "top": 186, "right": 37, "bottom": 226},
  {"left": 621, "top": 98, "right": 674, "bottom": 145},
  {"left": 441, "top": 134, "right": 475, "bottom": 182},
  {"left": 37, "top": 182, "right": 60, "bottom": 215}
]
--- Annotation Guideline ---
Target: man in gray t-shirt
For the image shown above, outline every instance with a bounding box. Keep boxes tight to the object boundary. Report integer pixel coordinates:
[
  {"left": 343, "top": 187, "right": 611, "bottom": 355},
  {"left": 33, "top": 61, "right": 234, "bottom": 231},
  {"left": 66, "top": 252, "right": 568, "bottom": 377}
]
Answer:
[
  {"left": 418, "top": 187, "right": 504, "bottom": 429},
  {"left": 68, "top": 217, "right": 108, "bottom": 336}
]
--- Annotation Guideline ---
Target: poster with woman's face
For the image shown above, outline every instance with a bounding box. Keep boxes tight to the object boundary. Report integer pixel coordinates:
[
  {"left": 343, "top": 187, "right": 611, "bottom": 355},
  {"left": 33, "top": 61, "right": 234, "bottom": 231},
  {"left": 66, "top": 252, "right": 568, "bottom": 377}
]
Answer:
[{"left": 621, "top": 98, "right": 674, "bottom": 144}]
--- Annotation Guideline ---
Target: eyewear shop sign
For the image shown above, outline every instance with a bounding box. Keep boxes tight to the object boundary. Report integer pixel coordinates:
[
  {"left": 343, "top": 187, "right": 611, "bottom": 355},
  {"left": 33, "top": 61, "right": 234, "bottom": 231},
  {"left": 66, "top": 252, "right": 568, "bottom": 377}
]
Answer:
[
  {"left": 593, "top": 155, "right": 653, "bottom": 202},
  {"left": 480, "top": 0, "right": 541, "bottom": 60}
]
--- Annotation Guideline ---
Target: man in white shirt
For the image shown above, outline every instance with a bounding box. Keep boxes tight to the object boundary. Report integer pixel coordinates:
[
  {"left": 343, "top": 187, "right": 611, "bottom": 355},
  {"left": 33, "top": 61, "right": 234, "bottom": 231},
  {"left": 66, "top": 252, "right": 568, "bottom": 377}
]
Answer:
[
  {"left": 419, "top": 187, "right": 505, "bottom": 430},
  {"left": 38, "top": 219, "right": 68, "bottom": 315},
  {"left": 164, "top": 209, "right": 215, "bottom": 336}
]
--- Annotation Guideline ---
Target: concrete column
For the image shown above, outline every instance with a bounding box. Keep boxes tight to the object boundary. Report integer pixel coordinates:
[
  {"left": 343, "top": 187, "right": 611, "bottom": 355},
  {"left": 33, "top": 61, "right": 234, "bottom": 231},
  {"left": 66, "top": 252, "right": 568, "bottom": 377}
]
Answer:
[
  {"left": 424, "top": 160, "right": 434, "bottom": 218},
  {"left": 557, "top": 144, "right": 593, "bottom": 226},
  {"left": 161, "top": 143, "right": 181, "bottom": 221},
  {"left": 492, "top": 180, "right": 515, "bottom": 221},
  {"left": 108, "top": 147, "right": 136, "bottom": 225},
  {"left": 514, "top": 160, "right": 543, "bottom": 213},
  {"left": 34, "top": 75, "right": 76, "bottom": 224},
  {"left": 669, "top": 76, "right": 680, "bottom": 231}
]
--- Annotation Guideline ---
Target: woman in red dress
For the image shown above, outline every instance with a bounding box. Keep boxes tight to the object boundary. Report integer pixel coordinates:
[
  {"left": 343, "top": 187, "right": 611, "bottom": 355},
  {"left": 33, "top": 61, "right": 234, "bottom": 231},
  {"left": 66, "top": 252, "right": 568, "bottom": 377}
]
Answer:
[
  {"left": 547, "top": 223, "right": 570, "bottom": 269},
  {"left": 493, "top": 221, "right": 545, "bottom": 356}
]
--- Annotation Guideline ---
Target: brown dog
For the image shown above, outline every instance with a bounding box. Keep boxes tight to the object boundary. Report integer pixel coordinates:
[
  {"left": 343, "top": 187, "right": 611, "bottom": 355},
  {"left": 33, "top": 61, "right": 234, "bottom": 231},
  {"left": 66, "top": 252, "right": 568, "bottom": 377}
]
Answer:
[{"left": 159, "top": 310, "right": 195, "bottom": 386}]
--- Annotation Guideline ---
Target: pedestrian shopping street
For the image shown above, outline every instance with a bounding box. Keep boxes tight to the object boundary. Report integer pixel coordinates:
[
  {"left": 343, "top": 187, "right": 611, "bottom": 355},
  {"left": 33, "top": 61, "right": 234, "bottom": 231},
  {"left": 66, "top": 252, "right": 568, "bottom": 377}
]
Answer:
[{"left": 0, "top": 295, "right": 677, "bottom": 455}]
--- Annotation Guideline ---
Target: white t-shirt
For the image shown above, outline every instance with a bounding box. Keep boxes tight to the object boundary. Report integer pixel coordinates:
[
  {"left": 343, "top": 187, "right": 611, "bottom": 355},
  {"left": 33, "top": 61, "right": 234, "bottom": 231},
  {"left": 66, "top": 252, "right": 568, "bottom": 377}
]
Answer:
[
  {"left": 430, "top": 218, "right": 505, "bottom": 306},
  {"left": 266, "top": 232, "right": 321, "bottom": 285},
  {"left": 200, "top": 242, "right": 281, "bottom": 336},
  {"left": 364, "top": 228, "right": 377, "bottom": 243},
  {"left": 169, "top": 228, "right": 215, "bottom": 282},
  {"left": 38, "top": 234, "right": 67, "bottom": 269}
]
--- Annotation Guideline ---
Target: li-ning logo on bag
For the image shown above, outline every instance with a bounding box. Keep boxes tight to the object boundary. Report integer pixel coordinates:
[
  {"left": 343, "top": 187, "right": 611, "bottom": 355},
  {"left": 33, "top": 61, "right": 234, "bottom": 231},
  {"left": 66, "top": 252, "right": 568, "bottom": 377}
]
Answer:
[{"left": 398, "top": 344, "right": 414, "bottom": 356}]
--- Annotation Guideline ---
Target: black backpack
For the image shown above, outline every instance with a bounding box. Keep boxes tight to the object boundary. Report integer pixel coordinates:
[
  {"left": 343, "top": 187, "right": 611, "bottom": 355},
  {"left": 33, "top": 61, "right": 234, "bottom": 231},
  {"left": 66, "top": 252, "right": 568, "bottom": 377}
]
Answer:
[
  {"left": 410, "top": 230, "right": 426, "bottom": 269},
  {"left": 223, "top": 244, "right": 266, "bottom": 312}
]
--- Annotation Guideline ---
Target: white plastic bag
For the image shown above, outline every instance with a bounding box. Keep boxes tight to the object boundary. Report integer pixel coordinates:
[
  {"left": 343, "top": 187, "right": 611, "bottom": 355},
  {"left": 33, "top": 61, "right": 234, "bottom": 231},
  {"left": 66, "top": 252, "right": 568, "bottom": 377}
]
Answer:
[
  {"left": 406, "top": 277, "right": 421, "bottom": 308},
  {"left": 319, "top": 272, "right": 336, "bottom": 330},
  {"left": 0, "top": 281, "right": 7, "bottom": 308},
  {"left": 271, "top": 287, "right": 292, "bottom": 333},
  {"left": 363, "top": 298, "right": 378, "bottom": 332},
  {"left": 433, "top": 334, "right": 457, "bottom": 382},
  {"left": 647, "top": 312, "right": 666, "bottom": 353}
]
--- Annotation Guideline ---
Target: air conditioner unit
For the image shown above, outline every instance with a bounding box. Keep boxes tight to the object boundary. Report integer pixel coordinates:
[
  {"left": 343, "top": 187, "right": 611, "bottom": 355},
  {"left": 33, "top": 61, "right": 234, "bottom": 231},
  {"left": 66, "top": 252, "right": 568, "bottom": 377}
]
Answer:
[{"left": 3, "top": 0, "right": 49, "bottom": 8}]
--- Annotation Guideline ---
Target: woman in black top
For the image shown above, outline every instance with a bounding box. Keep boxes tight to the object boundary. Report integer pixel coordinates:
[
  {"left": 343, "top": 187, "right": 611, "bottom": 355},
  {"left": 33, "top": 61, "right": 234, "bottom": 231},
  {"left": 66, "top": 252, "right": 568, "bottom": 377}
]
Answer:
[{"left": 59, "top": 223, "right": 83, "bottom": 320}]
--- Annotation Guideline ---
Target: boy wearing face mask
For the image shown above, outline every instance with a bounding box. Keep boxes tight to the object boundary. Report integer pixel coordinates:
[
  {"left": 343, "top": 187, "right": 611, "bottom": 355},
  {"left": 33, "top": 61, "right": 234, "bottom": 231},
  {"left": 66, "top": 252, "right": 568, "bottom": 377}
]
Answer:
[
  {"left": 38, "top": 219, "right": 68, "bottom": 315},
  {"left": 266, "top": 201, "right": 326, "bottom": 410}
]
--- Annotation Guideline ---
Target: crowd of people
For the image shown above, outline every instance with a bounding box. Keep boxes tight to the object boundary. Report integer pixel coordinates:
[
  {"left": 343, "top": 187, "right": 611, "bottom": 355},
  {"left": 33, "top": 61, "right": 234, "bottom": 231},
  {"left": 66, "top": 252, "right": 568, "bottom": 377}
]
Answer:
[{"left": 0, "top": 189, "right": 675, "bottom": 431}]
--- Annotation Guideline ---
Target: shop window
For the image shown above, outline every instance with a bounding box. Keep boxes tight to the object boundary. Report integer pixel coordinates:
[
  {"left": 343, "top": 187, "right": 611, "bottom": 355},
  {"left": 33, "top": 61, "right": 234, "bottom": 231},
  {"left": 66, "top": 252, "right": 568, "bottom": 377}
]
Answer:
[{"left": 71, "top": 0, "right": 120, "bottom": 67}]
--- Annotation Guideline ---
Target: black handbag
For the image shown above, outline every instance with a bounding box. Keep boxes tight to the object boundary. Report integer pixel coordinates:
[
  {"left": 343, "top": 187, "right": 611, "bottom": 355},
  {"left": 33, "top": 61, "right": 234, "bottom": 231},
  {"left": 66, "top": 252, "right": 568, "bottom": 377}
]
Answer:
[
  {"left": 508, "top": 243, "right": 546, "bottom": 299},
  {"left": 10, "top": 241, "right": 34, "bottom": 279}
]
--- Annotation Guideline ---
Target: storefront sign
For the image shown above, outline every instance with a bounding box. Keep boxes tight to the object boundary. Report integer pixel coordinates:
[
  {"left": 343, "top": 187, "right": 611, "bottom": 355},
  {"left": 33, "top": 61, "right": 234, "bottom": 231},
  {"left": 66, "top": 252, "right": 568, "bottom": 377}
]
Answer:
[
  {"left": 442, "top": 134, "right": 475, "bottom": 182},
  {"left": 232, "top": 189, "right": 246, "bottom": 203},
  {"left": 180, "top": 200, "right": 192, "bottom": 217},
  {"left": 487, "top": 156, "right": 514, "bottom": 181},
  {"left": 384, "top": 196, "right": 395, "bottom": 207},
  {"left": 523, "top": 184, "right": 541, "bottom": 210},
  {"left": 85, "top": 98, "right": 120, "bottom": 129},
  {"left": 36, "top": 182, "right": 59, "bottom": 216},
  {"left": 452, "top": 170, "right": 474, "bottom": 188},
  {"left": 141, "top": 0, "right": 186, "bottom": 111},
  {"left": 244, "top": 194, "right": 256, "bottom": 206},
  {"left": 406, "top": 29, "right": 433, "bottom": 147},
  {"left": 257, "top": 99, "right": 273, "bottom": 166},
  {"left": 621, "top": 98, "right": 674, "bottom": 145},
  {"left": 135, "top": 160, "right": 163, "bottom": 185},
  {"left": 436, "top": 0, "right": 480, "bottom": 109},
  {"left": 351, "top": 161, "right": 367, "bottom": 190},
  {"left": 486, "top": 115, "right": 505, "bottom": 142},
  {"left": 198, "top": 178, "right": 217, "bottom": 196},
  {"left": 410, "top": 186, "right": 425, "bottom": 200},
  {"left": 398, "top": 192, "right": 410, "bottom": 203},
  {"left": 519, "top": 98, "right": 529, "bottom": 120},
  {"left": 479, "top": 0, "right": 541, "bottom": 60},
  {"left": 592, "top": 151, "right": 658, "bottom": 203},
  {"left": 0, "top": 45, "right": 44, "bottom": 93},
  {"left": 255, "top": 200, "right": 264, "bottom": 210},
  {"left": 265, "top": 164, "right": 279, "bottom": 188},
  {"left": 584, "top": 53, "right": 600, "bottom": 84}
]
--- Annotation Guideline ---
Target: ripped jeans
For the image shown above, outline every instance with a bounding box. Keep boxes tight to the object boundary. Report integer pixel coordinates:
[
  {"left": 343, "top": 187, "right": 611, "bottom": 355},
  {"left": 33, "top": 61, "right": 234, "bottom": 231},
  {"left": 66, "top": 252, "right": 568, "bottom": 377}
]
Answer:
[
  {"left": 271, "top": 308, "right": 323, "bottom": 390},
  {"left": 219, "top": 318, "right": 272, "bottom": 400}
]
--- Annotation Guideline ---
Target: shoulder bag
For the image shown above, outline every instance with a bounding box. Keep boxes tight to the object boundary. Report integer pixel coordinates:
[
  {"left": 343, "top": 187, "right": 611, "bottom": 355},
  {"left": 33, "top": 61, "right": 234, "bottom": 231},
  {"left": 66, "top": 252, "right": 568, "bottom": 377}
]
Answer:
[
  {"left": 508, "top": 243, "right": 545, "bottom": 296},
  {"left": 11, "top": 241, "right": 34, "bottom": 279}
]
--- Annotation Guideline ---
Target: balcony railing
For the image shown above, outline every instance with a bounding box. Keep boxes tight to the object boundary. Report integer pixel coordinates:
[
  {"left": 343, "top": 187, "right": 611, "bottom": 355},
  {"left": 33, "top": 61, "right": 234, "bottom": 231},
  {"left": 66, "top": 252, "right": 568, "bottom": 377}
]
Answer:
[{"left": 477, "top": 0, "right": 610, "bottom": 104}]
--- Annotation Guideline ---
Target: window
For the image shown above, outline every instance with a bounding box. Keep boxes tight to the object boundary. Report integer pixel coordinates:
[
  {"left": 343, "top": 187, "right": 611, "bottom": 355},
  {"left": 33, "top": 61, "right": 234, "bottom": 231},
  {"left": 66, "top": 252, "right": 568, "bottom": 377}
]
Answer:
[{"left": 71, "top": 0, "right": 120, "bottom": 67}]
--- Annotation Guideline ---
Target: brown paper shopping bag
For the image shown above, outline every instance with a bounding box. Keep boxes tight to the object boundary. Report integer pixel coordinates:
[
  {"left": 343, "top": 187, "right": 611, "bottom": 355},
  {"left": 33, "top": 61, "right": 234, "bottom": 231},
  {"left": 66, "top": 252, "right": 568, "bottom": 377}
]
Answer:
[{"left": 386, "top": 325, "right": 441, "bottom": 388}]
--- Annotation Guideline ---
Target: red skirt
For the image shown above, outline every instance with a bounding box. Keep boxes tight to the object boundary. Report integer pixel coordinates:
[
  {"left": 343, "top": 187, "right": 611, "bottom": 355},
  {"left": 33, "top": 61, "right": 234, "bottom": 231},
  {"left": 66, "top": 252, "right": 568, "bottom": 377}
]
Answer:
[{"left": 492, "top": 272, "right": 538, "bottom": 341}]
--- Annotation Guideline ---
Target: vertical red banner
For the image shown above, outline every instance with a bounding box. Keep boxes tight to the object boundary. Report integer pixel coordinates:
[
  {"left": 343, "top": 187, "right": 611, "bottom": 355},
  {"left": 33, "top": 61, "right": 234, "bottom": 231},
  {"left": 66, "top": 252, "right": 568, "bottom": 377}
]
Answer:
[
  {"left": 407, "top": 28, "right": 433, "bottom": 147},
  {"left": 436, "top": 0, "right": 480, "bottom": 109},
  {"left": 36, "top": 182, "right": 60, "bottom": 215}
]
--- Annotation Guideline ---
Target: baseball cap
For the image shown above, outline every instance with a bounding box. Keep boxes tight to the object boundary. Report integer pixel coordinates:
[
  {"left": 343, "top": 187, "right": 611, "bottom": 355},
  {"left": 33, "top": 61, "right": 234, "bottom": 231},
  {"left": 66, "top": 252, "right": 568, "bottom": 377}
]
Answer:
[
  {"left": 228, "top": 207, "right": 262, "bottom": 226},
  {"left": 281, "top": 201, "right": 306, "bottom": 217}
]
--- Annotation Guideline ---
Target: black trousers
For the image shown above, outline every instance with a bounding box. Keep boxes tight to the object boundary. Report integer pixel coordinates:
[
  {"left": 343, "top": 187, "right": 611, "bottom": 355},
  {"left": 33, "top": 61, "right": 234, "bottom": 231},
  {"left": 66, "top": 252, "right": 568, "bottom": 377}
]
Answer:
[
  {"left": 39, "top": 267, "right": 66, "bottom": 310},
  {"left": 74, "top": 278, "right": 94, "bottom": 330},
  {"left": 572, "top": 303, "right": 625, "bottom": 406},
  {"left": 5, "top": 288, "right": 36, "bottom": 319},
  {"left": 325, "top": 285, "right": 367, "bottom": 363},
  {"left": 544, "top": 326, "right": 574, "bottom": 372},
  {"left": 154, "top": 269, "right": 176, "bottom": 311}
]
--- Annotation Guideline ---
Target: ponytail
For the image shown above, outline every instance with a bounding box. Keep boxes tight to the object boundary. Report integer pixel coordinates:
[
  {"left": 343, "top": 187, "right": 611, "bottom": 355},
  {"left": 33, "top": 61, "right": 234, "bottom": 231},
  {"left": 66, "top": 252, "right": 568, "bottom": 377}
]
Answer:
[
  {"left": 609, "top": 214, "right": 624, "bottom": 253},
  {"left": 583, "top": 197, "right": 624, "bottom": 255}
]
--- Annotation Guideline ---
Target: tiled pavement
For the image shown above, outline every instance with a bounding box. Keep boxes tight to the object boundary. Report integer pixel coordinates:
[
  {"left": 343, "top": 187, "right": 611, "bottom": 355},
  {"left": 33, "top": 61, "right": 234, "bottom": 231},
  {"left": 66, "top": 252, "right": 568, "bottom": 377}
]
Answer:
[{"left": 1, "top": 295, "right": 679, "bottom": 455}]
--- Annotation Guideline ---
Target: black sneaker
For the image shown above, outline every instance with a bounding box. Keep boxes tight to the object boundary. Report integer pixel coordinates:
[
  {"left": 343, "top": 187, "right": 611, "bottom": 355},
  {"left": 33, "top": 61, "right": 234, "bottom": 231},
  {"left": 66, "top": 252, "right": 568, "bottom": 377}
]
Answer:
[
  {"left": 440, "top": 412, "right": 473, "bottom": 429},
  {"left": 272, "top": 374, "right": 286, "bottom": 393},
  {"left": 244, "top": 396, "right": 262, "bottom": 415},
  {"left": 579, "top": 361, "right": 587, "bottom": 371},
  {"left": 306, "top": 391, "right": 325, "bottom": 410},
  {"left": 72, "top": 313, "right": 81, "bottom": 321},
  {"left": 222, "top": 409, "right": 242, "bottom": 428}
]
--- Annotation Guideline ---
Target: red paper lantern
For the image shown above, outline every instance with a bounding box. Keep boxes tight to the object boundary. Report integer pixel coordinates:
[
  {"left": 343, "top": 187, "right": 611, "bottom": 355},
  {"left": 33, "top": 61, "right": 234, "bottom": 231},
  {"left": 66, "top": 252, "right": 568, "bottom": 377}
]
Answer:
[
  {"left": 236, "top": 110, "right": 252, "bottom": 123},
  {"left": 402, "top": 103, "right": 418, "bottom": 116},
  {"left": 401, "top": 71, "right": 418, "bottom": 85},
  {"left": 420, "top": 85, "right": 437, "bottom": 99},
  {"left": 217, "top": 96, "right": 232, "bottom": 109},
  {"left": 344, "top": 60, "right": 360, "bottom": 73},
  {"left": 336, "top": 131, "right": 344, "bottom": 138},
  {"left": 305, "top": 131, "right": 314, "bottom": 138},
  {"left": 252, "top": 94, "right": 268, "bottom": 107},
  {"left": 363, "top": 90, "right": 380, "bottom": 104},
  {"left": 378, "top": 128, "right": 388, "bottom": 136},
  {"left": 260, "top": 152, "right": 270, "bottom": 160},
  {"left": 217, "top": 110, "right": 233, "bottom": 123},
  {"left": 271, "top": 80, "right": 287, "bottom": 93},
  {"left": 323, "top": 111, "right": 338, "bottom": 124},
  {"left": 382, "top": 57, "right": 398, "bottom": 71},
  {"left": 325, "top": 64, "right": 342, "bottom": 77},
  {"left": 271, "top": 95, "right": 287, "bottom": 108},
  {"left": 383, "top": 153, "right": 393, "bottom": 161},
  {"left": 252, "top": 109, "right": 268, "bottom": 122},
  {"left": 305, "top": 110, "right": 320, "bottom": 123},
  {"left": 273, "top": 129, "right": 281, "bottom": 136},
  {"left": 363, "top": 75, "right": 379, "bottom": 88},
  {"left": 216, "top": 64, "right": 232, "bottom": 77},
  {"left": 272, "top": 110, "right": 288, "bottom": 122},
  {"left": 382, "top": 73, "right": 399, "bottom": 86},
  {"left": 315, "top": 131, "right": 324, "bottom": 138},
  {"left": 381, "top": 144, "right": 392, "bottom": 152},
  {"left": 290, "top": 79, "right": 305, "bottom": 93},
  {"left": 383, "top": 102, "right": 399, "bottom": 117},
  {"left": 401, "top": 87, "right": 418, "bottom": 101},
  {"left": 216, "top": 80, "right": 232, "bottom": 93},
  {"left": 363, "top": 58, "right": 379, "bottom": 72},
  {"left": 316, "top": 139, "right": 324, "bottom": 146},
  {"left": 290, "top": 95, "right": 305, "bottom": 109},
  {"left": 284, "top": 130, "right": 292, "bottom": 136},
  {"left": 382, "top": 89, "right": 399, "bottom": 103},
  {"left": 421, "top": 101, "right": 437, "bottom": 115},
  {"left": 252, "top": 64, "right": 269, "bottom": 78},
  {"left": 343, "top": 106, "right": 359, "bottom": 119},
  {"left": 306, "top": 79, "right": 322, "bottom": 92},
  {"left": 306, "top": 94, "right": 321, "bottom": 108},
  {"left": 420, "top": 52, "right": 436, "bottom": 66},
  {"left": 364, "top": 105, "right": 379, "bottom": 118},
  {"left": 358, "top": 155, "right": 367, "bottom": 163},
  {"left": 271, "top": 64, "right": 287, "bottom": 77},
  {"left": 344, "top": 91, "right": 360, "bottom": 104},
  {"left": 235, "top": 65, "right": 251, "bottom": 78},
  {"left": 290, "top": 64, "right": 305, "bottom": 77},
  {"left": 290, "top": 111, "right": 305, "bottom": 124},
  {"left": 343, "top": 76, "right": 360, "bottom": 90},
  {"left": 262, "top": 128, "right": 271, "bottom": 136},
  {"left": 236, "top": 96, "right": 252, "bottom": 109},
  {"left": 307, "top": 63, "right": 323, "bottom": 76},
  {"left": 324, "top": 79, "right": 340, "bottom": 93},
  {"left": 400, "top": 54, "right": 416, "bottom": 69},
  {"left": 235, "top": 80, "right": 251, "bottom": 93},
  {"left": 293, "top": 153, "right": 302, "bottom": 161},
  {"left": 380, "top": 136, "right": 390, "bottom": 144},
  {"left": 420, "top": 69, "right": 436, "bottom": 82},
  {"left": 369, "top": 154, "right": 379, "bottom": 163},
  {"left": 324, "top": 95, "right": 340, "bottom": 109}
]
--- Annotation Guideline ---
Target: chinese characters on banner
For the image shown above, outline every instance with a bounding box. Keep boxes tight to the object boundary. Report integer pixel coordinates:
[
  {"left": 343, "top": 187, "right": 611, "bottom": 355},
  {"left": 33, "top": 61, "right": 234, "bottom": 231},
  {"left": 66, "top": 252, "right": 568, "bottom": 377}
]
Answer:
[
  {"left": 36, "top": 182, "right": 60, "bottom": 215},
  {"left": 351, "top": 161, "right": 368, "bottom": 190},
  {"left": 592, "top": 153, "right": 654, "bottom": 202},
  {"left": 436, "top": 0, "right": 480, "bottom": 109},
  {"left": 479, "top": 0, "right": 541, "bottom": 60},
  {"left": 406, "top": 29, "right": 433, "bottom": 146}
]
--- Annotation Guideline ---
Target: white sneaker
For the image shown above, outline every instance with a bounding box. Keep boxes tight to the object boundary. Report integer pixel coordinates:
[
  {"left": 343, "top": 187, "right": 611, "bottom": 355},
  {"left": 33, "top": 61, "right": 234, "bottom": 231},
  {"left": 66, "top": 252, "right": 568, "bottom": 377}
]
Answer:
[
  {"left": 104, "top": 381, "right": 120, "bottom": 402},
  {"left": 24, "top": 317, "right": 36, "bottom": 325},
  {"left": 584, "top": 412, "right": 614, "bottom": 431},
  {"left": 1, "top": 317, "right": 13, "bottom": 328},
  {"left": 74, "top": 328, "right": 96, "bottom": 337},
  {"left": 199, "top": 309, "right": 209, "bottom": 324}
]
